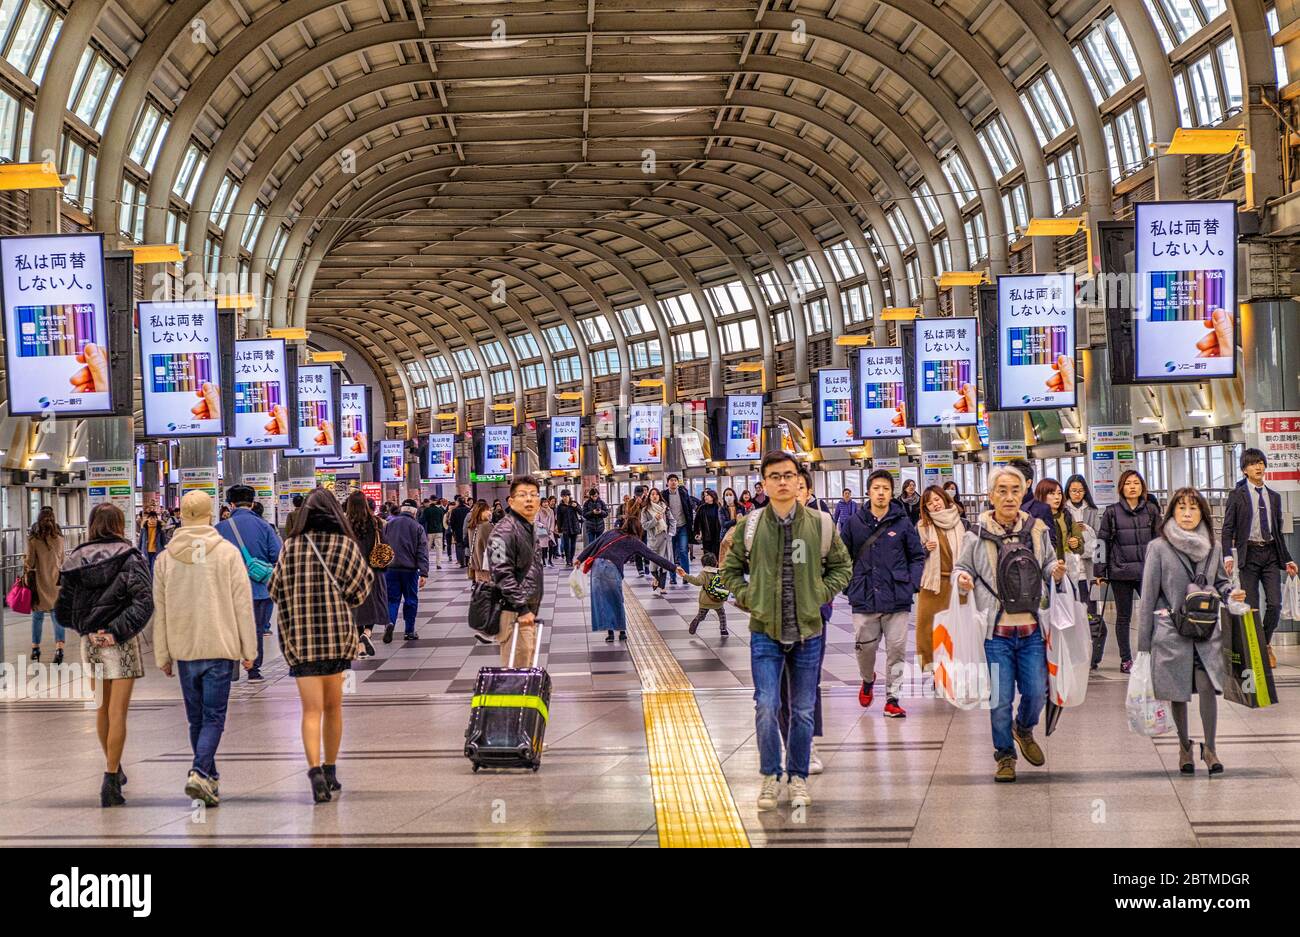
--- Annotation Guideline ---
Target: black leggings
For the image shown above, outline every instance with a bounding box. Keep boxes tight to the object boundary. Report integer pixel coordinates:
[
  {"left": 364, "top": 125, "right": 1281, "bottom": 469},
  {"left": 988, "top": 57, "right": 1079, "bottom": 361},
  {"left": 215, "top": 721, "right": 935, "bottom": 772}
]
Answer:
[{"left": 1094, "top": 580, "right": 1138, "bottom": 665}]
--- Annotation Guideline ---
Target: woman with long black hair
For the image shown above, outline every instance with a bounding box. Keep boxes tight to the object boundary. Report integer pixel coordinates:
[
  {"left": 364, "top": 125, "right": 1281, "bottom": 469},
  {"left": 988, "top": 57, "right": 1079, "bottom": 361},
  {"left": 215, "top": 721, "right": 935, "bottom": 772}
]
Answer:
[
  {"left": 270, "top": 488, "right": 373, "bottom": 803},
  {"left": 692, "top": 489, "right": 723, "bottom": 560},
  {"left": 343, "top": 492, "right": 388, "bottom": 659},
  {"left": 1096, "top": 469, "right": 1162, "bottom": 674},
  {"left": 1064, "top": 473, "right": 1101, "bottom": 624}
]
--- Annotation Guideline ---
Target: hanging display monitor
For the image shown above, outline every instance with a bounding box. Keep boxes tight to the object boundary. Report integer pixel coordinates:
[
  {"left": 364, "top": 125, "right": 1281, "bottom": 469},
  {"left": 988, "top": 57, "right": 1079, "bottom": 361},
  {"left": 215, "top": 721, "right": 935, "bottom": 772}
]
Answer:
[
  {"left": 0, "top": 233, "right": 115, "bottom": 416},
  {"left": 227, "top": 338, "right": 294, "bottom": 448},
  {"left": 814, "top": 369, "right": 856, "bottom": 447},
  {"left": 996, "top": 272, "right": 1077, "bottom": 410},
  {"left": 377, "top": 438, "right": 405, "bottom": 483},
  {"left": 482, "top": 424, "right": 513, "bottom": 474},
  {"left": 548, "top": 415, "right": 581, "bottom": 470},
  {"left": 425, "top": 432, "right": 455, "bottom": 481},
  {"left": 914, "top": 317, "right": 978, "bottom": 426},
  {"left": 139, "top": 300, "right": 226, "bottom": 437},
  {"left": 286, "top": 364, "right": 340, "bottom": 459},
  {"left": 723, "top": 395, "right": 764, "bottom": 461},
  {"left": 1134, "top": 200, "right": 1237, "bottom": 381},
  {"left": 626, "top": 404, "right": 663, "bottom": 464},
  {"left": 337, "top": 383, "right": 369, "bottom": 463},
  {"left": 854, "top": 348, "right": 909, "bottom": 438}
]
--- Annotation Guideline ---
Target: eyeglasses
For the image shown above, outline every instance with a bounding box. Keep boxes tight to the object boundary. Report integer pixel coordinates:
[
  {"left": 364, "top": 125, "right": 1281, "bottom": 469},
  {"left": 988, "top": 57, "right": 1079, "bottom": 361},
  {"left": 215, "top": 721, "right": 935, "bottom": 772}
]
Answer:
[{"left": 764, "top": 472, "right": 798, "bottom": 483}]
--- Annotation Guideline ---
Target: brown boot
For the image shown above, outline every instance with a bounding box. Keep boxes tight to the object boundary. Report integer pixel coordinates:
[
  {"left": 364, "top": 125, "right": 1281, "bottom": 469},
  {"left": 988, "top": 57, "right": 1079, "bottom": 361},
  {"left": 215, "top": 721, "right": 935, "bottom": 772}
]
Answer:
[
  {"left": 1200, "top": 743, "right": 1223, "bottom": 776},
  {"left": 1178, "top": 740, "right": 1195, "bottom": 774},
  {"left": 994, "top": 756, "right": 1017, "bottom": 783},
  {"left": 1013, "top": 726, "right": 1045, "bottom": 767}
]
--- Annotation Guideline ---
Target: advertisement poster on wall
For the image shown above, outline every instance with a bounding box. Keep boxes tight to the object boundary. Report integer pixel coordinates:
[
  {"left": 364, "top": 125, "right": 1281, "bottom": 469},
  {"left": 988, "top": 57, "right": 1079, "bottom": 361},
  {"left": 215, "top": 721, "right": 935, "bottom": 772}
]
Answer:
[
  {"left": 922, "top": 450, "right": 955, "bottom": 490},
  {"left": 87, "top": 461, "right": 135, "bottom": 540},
  {"left": 1134, "top": 200, "right": 1237, "bottom": 382},
  {"left": 549, "top": 415, "right": 581, "bottom": 470},
  {"left": 873, "top": 456, "right": 901, "bottom": 488},
  {"left": 855, "top": 348, "right": 909, "bottom": 438},
  {"left": 990, "top": 440, "right": 1028, "bottom": 466},
  {"left": 914, "top": 318, "right": 978, "bottom": 426},
  {"left": 277, "top": 476, "right": 315, "bottom": 523},
  {"left": 228, "top": 338, "right": 292, "bottom": 448},
  {"left": 723, "top": 395, "right": 764, "bottom": 461},
  {"left": 425, "top": 433, "right": 455, "bottom": 481},
  {"left": 335, "top": 384, "right": 369, "bottom": 464},
  {"left": 180, "top": 467, "right": 219, "bottom": 522},
  {"left": 0, "top": 232, "right": 115, "bottom": 416},
  {"left": 1087, "top": 425, "right": 1136, "bottom": 506},
  {"left": 139, "top": 300, "right": 224, "bottom": 437},
  {"left": 482, "top": 424, "right": 513, "bottom": 474},
  {"left": 243, "top": 472, "right": 276, "bottom": 525},
  {"left": 1249, "top": 412, "right": 1300, "bottom": 493},
  {"left": 996, "top": 272, "right": 1076, "bottom": 409},
  {"left": 286, "top": 364, "right": 339, "bottom": 458},
  {"left": 627, "top": 404, "right": 663, "bottom": 464},
  {"left": 815, "top": 369, "right": 856, "bottom": 446},
  {"left": 378, "top": 439, "right": 405, "bottom": 483}
]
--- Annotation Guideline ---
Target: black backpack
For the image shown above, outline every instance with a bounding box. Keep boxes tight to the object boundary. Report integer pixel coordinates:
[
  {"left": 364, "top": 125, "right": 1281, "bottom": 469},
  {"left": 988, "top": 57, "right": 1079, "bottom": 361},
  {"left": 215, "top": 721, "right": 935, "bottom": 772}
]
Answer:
[
  {"left": 1170, "top": 551, "right": 1219, "bottom": 640},
  {"left": 976, "top": 524, "right": 1043, "bottom": 614}
]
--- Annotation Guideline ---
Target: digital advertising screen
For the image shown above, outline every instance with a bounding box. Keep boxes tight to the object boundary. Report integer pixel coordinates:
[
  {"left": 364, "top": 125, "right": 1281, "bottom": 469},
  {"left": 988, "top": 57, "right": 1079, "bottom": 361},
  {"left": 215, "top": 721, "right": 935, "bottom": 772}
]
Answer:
[
  {"left": 997, "top": 272, "right": 1076, "bottom": 410},
  {"left": 548, "top": 415, "right": 581, "bottom": 470},
  {"left": 139, "top": 300, "right": 224, "bottom": 437},
  {"left": 1134, "top": 200, "right": 1237, "bottom": 381},
  {"left": 914, "top": 317, "right": 978, "bottom": 426},
  {"left": 0, "top": 233, "right": 114, "bottom": 416},
  {"left": 336, "top": 383, "right": 369, "bottom": 463},
  {"left": 377, "top": 438, "right": 405, "bottom": 483},
  {"left": 482, "top": 424, "right": 513, "bottom": 474},
  {"left": 854, "top": 348, "right": 909, "bottom": 438},
  {"left": 814, "top": 369, "right": 856, "bottom": 447},
  {"left": 723, "top": 395, "right": 764, "bottom": 461},
  {"left": 286, "top": 364, "right": 339, "bottom": 459},
  {"left": 626, "top": 404, "right": 663, "bottom": 464},
  {"left": 425, "top": 432, "right": 455, "bottom": 481},
  {"left": 227, "top": 338, "right": 293, "bottom": 448}
]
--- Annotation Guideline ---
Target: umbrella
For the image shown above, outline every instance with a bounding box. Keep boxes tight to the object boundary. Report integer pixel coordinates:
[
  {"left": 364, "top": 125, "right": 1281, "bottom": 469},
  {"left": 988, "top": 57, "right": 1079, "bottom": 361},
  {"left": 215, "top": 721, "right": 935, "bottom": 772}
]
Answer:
[{"left": 1044, "top": 699, "right": 1063, "bottom": 736}]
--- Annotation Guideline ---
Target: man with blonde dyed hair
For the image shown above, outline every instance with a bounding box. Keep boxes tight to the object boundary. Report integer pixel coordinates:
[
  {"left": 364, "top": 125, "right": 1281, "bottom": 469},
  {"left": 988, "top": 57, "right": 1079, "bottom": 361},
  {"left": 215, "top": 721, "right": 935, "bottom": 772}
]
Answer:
[{"left": 954, "top": 465, "right": 1065, "bottom": 783}]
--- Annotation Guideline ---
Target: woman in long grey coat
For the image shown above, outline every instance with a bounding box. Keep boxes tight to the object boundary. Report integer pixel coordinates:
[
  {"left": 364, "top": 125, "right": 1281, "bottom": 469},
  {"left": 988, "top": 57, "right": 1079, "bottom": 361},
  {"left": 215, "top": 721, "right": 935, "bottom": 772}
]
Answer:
[
  {"left": 1136, "top": 487, "right": 1246, "bottom": 776},
  {"left": 641, "top": 488, "right": 675, "bottom": 596}
]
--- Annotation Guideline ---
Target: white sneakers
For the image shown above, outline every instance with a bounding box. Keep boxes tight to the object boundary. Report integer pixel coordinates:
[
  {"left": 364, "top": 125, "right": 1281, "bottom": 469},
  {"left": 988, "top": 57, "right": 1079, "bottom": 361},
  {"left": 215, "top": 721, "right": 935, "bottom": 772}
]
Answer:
[
  {"left": 808, "top": 744, "right": 824, "bottom": 775},
  {"left": 757, "top": 774, "right": 781, "bottom": 811},
  {"left": 788, "top": 776, "right": 811, "bottom": 809}
]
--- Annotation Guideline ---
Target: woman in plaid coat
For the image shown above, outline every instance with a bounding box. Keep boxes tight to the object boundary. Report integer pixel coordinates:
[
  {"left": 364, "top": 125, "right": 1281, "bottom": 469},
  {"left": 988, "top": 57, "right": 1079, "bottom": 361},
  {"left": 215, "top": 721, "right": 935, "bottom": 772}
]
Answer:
[{"left": 270, "top": 488, "right": 373, "bottom": 803}]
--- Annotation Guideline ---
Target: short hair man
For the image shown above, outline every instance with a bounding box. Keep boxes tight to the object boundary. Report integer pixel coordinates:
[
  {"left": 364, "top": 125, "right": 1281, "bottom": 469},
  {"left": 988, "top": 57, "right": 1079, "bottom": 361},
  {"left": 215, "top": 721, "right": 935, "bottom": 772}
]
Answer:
[
  {"left": 488, "top": 476, "right": 545, "bottom": 667},
  {"left": 664, "top": 473, "right": 696, "bottom": 585},
  {"left": 216, "top": 483, "right": 282, "bottom": 681},
  {"left": 382, "top": 498, "right": 431, "bottom": 642}
]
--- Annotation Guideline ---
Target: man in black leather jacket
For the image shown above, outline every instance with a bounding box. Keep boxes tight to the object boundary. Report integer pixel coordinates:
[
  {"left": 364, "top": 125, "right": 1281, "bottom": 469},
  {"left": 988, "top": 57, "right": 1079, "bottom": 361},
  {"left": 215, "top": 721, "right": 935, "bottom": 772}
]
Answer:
[{"left": 488, "top": 477, "right": 544, "bottom": 667}]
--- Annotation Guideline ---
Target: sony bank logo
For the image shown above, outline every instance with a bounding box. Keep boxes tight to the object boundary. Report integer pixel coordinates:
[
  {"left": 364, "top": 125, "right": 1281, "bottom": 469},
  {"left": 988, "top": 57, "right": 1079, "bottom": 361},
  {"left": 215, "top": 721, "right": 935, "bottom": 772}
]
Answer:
[{"left": 49, "top": 867, "right": 151, "bottom": 918}]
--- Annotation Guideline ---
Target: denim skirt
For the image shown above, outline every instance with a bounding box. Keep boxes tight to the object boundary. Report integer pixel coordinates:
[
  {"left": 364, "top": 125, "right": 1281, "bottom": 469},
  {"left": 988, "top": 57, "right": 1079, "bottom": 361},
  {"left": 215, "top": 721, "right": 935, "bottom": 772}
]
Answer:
[{"left": 590, "top": 558, "right": 626, "bottom": 632}]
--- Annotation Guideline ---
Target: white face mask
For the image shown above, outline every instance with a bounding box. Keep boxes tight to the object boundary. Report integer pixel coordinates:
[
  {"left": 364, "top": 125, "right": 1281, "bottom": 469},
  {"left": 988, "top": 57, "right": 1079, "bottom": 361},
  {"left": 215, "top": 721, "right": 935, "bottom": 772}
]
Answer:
[{"left": 725, "top": 494, "right": 734, "bottom": 502}]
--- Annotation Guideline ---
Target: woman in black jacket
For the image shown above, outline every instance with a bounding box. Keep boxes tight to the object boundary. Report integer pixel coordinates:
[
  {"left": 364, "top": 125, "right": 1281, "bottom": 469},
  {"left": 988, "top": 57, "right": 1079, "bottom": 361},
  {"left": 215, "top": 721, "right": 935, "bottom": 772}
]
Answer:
[
  {"left": 692, "top": 489, "right": 723, "bottom": 559},
  {"left": 344, "top": 492, "right": 388, "bottom": 659},
  {"left": 55, "top": 504, "right": 155, "bottom": 807},
  {"left": 1095, "top": 469, "right": 1162, "bottom": 674}
]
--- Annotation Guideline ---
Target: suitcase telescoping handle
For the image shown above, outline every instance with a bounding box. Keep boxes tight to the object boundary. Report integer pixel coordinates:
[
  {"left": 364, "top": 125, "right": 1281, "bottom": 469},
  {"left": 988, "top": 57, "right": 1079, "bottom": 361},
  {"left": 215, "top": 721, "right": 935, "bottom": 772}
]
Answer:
[{"left": 506, "top": 610, "right": 545, "bottom": 669}]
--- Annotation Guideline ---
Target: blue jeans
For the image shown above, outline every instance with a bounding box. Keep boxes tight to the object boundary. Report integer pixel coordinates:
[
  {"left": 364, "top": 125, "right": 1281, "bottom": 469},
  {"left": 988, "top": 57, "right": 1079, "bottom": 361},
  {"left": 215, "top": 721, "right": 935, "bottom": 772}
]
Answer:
[
  {"left": 751, "top": 631, "right": 824, "bottom": 780},
  {"left": 31, "top": 609, "right": 65, "bottom": 645},
  {"left": 670, "top": 528, "right": 690, "bottom": 584},
  {"left": 983, "top": 627, "right": 1047, "bottom": 760},
  {"left": 386, "top": 568, "right": 420, "bottom": 634},
  {"left": 177, "top": 659, "right": 235, "bottom": 780}
]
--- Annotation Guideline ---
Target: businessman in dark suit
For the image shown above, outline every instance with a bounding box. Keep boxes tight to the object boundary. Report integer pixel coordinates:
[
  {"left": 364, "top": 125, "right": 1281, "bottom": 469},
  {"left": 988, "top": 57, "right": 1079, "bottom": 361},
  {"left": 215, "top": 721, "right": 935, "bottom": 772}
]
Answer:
[{"left": 1222, "top": 448, "right": 1298, "bottom": 666}]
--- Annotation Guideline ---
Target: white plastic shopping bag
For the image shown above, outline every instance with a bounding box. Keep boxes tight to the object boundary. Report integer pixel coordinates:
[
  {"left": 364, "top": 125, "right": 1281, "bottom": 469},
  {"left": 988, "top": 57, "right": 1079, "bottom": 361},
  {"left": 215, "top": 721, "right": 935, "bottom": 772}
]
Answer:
[
  {"left": 1045, "top": 581, "right": 1091, "bottom": 707},
  {"left": 1125, "top": 651, "right": 1174, "bottom": 736},
  {"left": 1283, "top": 574, "right": 1300, "bottom": 622},
  {"left": 932, "top": 588, "right": 991, "bottom": 710},
  {"left": 568, "top": 565, "right": 589, "bottom": 599}
]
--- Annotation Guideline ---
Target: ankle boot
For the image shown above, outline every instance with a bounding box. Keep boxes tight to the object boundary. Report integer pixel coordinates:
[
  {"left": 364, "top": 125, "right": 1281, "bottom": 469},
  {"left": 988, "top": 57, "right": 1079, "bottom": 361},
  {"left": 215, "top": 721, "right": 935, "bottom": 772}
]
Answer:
[
  {"left": 116, "top": 766, "right": 128, "bottom": 787},
  {"left": 53, "top": 647, "right": 63, "bottom": 665},
  {"left": 1200, "top": 743, "right": 1223, "bottom": 775},
  {"left": 322, "top": 763, "right": 342, "bottom": 791},
  {"left": 1178, "top": 740, "right": 1194, "bottom": 774},
  {"left": 307, "top": 766, "right": 332, "bottom": 803},
  {"left": 30, "top": 646, "right": 40, "bottom": 662},
  {"left": 100, "top": 771, "right": 125, "bottom": 807}
]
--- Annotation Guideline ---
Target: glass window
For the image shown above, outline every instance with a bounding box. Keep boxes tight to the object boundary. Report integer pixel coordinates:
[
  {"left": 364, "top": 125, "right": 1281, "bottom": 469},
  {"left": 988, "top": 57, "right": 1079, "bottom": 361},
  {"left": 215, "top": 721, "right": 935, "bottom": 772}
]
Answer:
[
  {"left": 521, "top": 362, "right": 545, "bottom": 389},
  {"left": 427, "top": 354, "right": 451, "bottom": 379},
  {"left": 905, "top": 256, "right": 921, "bottom": 302},
  {"left": 93, "top": 71, "right": 122, "bottom": 134},
  {"left": 841, "top": 284, "right": 873, "bottom": 324},
  {"left": 672, "top": 328, "right": 708, "bottom": 360},
  {"left": 436, "top": 382, "right": 456, "bottom": 407},
  {"left": 886, "top": 207, "right": 913, "bottom": 249},
  {"left": 453, "top": 349, "right": 477, "bottom": 372},
  {"left": 542, "top": 324, "right": 574, "bottom": 353},
  {"left": 463, "top": 375, "right": 483, "bottom": 400},
  {"left": 1165, "top": 0, "right": 1202, "bottom": 44},
  {"left": 119, "top": 178, "right": 135, "bottom": 238},
  {"left": 977, "top": 118, "right": 1017, "bottom": 176},
  {"left": 1105, "top": 13, "right": 1138, "bottom": 80},
  {"left": 617, "top": 304, "right": 653, "bottom": 336},
  {"left": 757, "top": 270, "right": 783, "bottom": 305},
  {"left": 130, "top": 106, "right": 161, "bottom": 165},
  {"left": 554, "top": 354, "right": 580, "bottom": 383},
  {"left": 721, "top": 318, "right": 760, "bottom": 353},
  {"left": 726, "top": 281, "right": 753, "bottom": 312},
  {"left": 1047, "top": 148, "right": 1082, "bottom": 213},
  {"left": 480, "top": 341, "right": 507, "bottom": 367},
  {"left": 267, "top": 227, "right": 287, "bottom": 271},
  {"left": 414, "top": 386, "right": 430, "bottom": 409},
  {"left": 1074, "top": 42, "right": 1107, "bottom": 104},
  {"left": 405, "top": 361, "right": 427, "bottom": 386},
  {"left": 73, "top": 56, "right": 111, "bottom": 126},
  {"left": 1188, "top": 53, "right": 1223, "bottom": 125},
  {"left": 6, "top": 0, "right": 51, "bottom": 74},
  {"left": 510, "top": 331, "right": 540, "bottom": 360},
  {"left": 1020, "top": 91, "right": 1050, "bottom": 147},
  {"left": 1026, "top": 72, "right": 1070, "bottom": 141},
  {"left": 0, "top": 0, "right": 24, "bottom": 50},
  {"left": 1144, "top": 0, "right": 1177, "bottom": 52},
  {"left": 963, "top": 213, "right": 988, "bottom": 264},
  {"left": 1002, "top": 183, "right": 1028, "bottom": 240},
  {"left": 662, "top": 294, "right": 702, "bottom": 326},
  {"left": 629, "top": 339, "right": 662, "bottom": 369},
  {"left": 1216, "top": 38, "right": 1242, "bottom": 113},
  {"left": 1173, "top": 71, "right": 1195, "bottom": 127},
  {"left": 1200, "top": 0, "right": 1226, "bottom": 20},
  {"left": 241, "top": 202, "right": 265, "bottom": 250},
  {"left": 913, "top": 182, "right": 942, "bottom": 230},
  {"left": 826, "top": 241, "right": 865, "bottom": 280},
  {"left": 145, "top": 114, "right": 168, "bottom": 172},
  {"left": 1269, "top": 8, "right": 1289, "bottom": 84},
  {"left": 173, "top": 144, "right": 200, "bottom": 198},
  {"left": 491, "top": 370, "right": 514, "bottom": 395},
  {"left": 578, "top": 314, "right": 611, "bottom": 344},
  {"left": 1114, "top": 106, "right": 1143, "bottom": 174},
  {"left": 804, "top": 296, "right": 830, "bottom": 335},
  {"left": 772, "top": 308, "right": 793, "bottom": 345},
  {"left": 941, "top": 152, "right": 977, "bottom": 204},
  {"left": 30, "top": 9, "right": 59, "bottom": 84},
  {"left": 0, "top": 89, "right": 19, "bottom": 160},
  {"left": 932, "top": 238, "right": 951, "bottom": 275}
]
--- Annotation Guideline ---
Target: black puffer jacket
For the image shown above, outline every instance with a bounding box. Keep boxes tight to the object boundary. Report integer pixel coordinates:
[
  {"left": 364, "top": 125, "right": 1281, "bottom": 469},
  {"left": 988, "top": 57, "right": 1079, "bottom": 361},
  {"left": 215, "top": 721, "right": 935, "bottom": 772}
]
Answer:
[
  {"left": 487, "top": 508, "right": 543, "bottom": 614},
  {"left": 1097, "top": 498, "right": 1162, "bottom": 582},
  {"left": 54, "top": 538, "right": 154, "bottom": 639}
]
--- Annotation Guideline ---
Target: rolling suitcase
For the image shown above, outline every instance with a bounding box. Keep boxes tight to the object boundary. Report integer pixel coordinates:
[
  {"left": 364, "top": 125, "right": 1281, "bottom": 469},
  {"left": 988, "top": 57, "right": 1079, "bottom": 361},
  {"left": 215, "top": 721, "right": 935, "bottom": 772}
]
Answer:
[{"left": 464, "top": 616, "right": 551, "bottom": 772}]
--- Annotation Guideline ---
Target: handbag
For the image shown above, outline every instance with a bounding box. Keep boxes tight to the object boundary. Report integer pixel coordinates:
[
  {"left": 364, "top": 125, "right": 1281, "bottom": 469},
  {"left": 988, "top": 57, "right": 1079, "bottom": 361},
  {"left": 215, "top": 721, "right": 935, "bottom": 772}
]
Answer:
[
  {"left": 6, "top": 576, "right": 32, "bottom": 615},
  {"left": 229, "top": 518, "right": 275, "bottom": 584},
  {"left": 468, "top": 582, "right": 503, "bottom": 636},
  {"left": 368, "top": 520, "right": 393, "bottom": 569}
]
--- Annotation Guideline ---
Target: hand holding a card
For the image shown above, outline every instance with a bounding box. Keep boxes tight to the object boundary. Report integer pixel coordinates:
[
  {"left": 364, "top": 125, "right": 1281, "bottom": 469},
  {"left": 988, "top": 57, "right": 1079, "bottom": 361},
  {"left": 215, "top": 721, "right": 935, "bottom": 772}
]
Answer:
[
  {"left": 191, "top": 381, "right": 221, "bottom": 420},
  {"left": 315, "top": 419, "right": 334, "bottom": 446},
  {"left": 264, "top": 403, "right": 289, "bottom": 435},
  {"left": 1195, "top": 308, "right": 1233, "bottom": 358},
  {"left": 952, "top": 382, "right": 977, "bottom": 413},
  {"left": 1044, "top": 354, "right": 1074, "bottom": 393},
  {"left": 69, "top": 343, "right": 108, "bottom": 393}
]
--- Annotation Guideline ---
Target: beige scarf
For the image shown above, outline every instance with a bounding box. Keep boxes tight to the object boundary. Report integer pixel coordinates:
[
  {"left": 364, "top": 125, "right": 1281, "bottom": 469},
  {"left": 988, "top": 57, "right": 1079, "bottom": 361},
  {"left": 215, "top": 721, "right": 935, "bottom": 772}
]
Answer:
[{"left": 919, "top": 505, "right": 963, "bottom": 593}]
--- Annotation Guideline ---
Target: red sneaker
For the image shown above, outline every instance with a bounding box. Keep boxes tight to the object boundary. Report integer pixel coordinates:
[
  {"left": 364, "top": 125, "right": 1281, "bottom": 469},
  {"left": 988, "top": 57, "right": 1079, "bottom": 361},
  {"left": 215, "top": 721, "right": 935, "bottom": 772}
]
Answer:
[
  {"left": 883, "top": 698, "right": 906, "bottom": 718},
  {"left": 858, "top": 676, "right": 875, "bottom": 708}
]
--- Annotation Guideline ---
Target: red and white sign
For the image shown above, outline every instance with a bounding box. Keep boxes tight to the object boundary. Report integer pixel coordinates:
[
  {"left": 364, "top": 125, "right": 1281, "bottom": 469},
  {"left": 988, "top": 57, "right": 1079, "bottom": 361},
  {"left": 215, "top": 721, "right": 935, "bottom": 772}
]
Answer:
[
  {"left": 360, "top": 481, "right": 383, "bottom": 505},
  {"left": 1257, "top": 413, "right": 1300, "bottom": 490}
]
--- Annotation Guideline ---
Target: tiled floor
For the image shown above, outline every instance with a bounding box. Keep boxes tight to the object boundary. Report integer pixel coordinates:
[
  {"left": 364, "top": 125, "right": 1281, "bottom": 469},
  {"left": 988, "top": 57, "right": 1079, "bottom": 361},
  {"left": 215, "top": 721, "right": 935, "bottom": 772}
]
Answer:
[{"left": 2, "top": 560, "right": 1299, "bottom": 847}]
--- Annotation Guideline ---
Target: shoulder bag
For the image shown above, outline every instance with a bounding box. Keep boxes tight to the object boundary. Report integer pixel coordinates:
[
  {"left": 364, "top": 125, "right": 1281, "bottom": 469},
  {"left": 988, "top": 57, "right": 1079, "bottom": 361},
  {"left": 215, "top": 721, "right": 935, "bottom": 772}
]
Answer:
[
  {"left": 229, "top": 519, "right": 275, "bottom": 584},
  {"left": 368, "top": 518, "right": 394, "bottom": 569}
]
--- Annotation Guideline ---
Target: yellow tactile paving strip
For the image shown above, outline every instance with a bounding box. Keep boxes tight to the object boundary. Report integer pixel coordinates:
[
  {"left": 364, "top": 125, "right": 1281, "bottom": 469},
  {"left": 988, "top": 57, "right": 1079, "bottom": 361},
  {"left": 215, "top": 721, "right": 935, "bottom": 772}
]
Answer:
[{"left": 623, "top": 585, "right": 750, "bottom": 848}]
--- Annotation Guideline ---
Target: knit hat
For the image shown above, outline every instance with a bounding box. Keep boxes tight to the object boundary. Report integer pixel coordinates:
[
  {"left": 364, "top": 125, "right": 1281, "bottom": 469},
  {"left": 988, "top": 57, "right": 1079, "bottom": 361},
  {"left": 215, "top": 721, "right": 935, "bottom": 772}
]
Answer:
[{"left": 180, "top": 490, "right": 213, "bottom": 527}]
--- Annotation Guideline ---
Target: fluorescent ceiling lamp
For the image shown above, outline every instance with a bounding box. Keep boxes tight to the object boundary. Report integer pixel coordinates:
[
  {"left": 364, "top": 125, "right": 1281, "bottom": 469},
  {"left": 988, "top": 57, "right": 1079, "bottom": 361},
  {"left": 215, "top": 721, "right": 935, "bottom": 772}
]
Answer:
[
  {"left": 70, "top": 456, "right": 89, "bottom": 463},
  {"left": 29, "top": 452, "right": 50, "bottom": 460},
  {"left": 1138, "top": 416, "right": 1161, "bottom": 424},
  {"left": 454, "top": 39, "right": 528, "bottom": 49},
  {"left": 1188, "top": 409, "right": 1213, "bottom": 417},
  {"left": 637, "top": 108, "right": 697, "bottom": 115},
  {"left": 648, "top": 34, "right": 729, "bottom": 43},
  {"left": 642, "top": 74, "right": 712, "bottom": 82}
]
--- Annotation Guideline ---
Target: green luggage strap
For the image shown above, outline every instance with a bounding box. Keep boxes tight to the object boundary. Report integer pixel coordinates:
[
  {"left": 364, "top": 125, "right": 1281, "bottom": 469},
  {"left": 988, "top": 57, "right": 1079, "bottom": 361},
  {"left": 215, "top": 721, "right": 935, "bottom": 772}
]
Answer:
[{"left": 471, "top": 693, "right": 550, "bottom": 722}]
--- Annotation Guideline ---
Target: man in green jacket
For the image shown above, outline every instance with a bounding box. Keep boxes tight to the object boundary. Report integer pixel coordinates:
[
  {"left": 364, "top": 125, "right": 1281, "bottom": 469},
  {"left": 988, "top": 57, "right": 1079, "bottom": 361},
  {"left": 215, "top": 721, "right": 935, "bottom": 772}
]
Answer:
[{"left": 721, "top": 451, "right": 852, "bottom": 813}]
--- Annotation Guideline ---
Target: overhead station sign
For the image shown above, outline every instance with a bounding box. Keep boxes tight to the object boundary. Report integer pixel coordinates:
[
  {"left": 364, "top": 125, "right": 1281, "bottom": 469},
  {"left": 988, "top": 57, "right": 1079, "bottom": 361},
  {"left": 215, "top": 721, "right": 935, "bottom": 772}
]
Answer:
[
  {"left": 855, "top": 348, "right": 909, "bottom": 438},
  {"left": 815, "top": 369, "right": 856, "bottom": 447},
  {"left": 228, "top": 338, "right": 292, "bottom": 448},
  {"left": 1134, "top": 200, "right": 1237, "bottom": 382},
  {"left": 0, "top": 233, "right": 114, "bottom": 416},
  {"left": 914, "top": 317, "right": 978, "bottom": 426},
  {"left": 996, "top": 272, "right": 1076, "bottom": 410},
  {"left": 139, "top": 300, "right": 224, "bottom": 437}
]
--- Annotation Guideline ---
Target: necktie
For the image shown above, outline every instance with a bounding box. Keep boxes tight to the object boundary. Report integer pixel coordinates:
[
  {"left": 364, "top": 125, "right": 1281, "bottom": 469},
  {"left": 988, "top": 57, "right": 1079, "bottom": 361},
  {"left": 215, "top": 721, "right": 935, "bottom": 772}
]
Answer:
[{"left": 1257, "top": 487, "right": 1271, "bottom": 542}]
